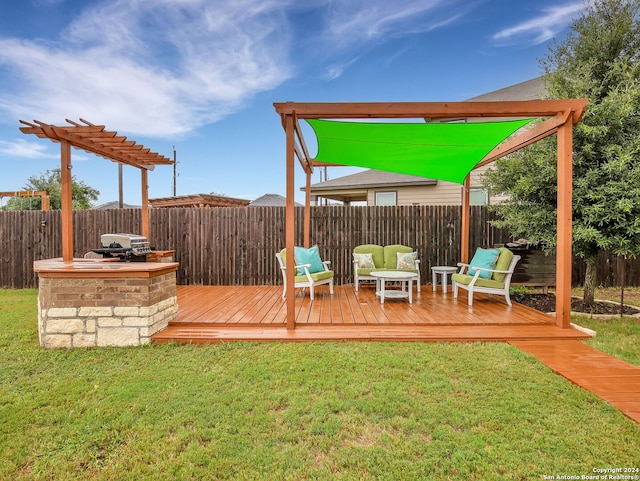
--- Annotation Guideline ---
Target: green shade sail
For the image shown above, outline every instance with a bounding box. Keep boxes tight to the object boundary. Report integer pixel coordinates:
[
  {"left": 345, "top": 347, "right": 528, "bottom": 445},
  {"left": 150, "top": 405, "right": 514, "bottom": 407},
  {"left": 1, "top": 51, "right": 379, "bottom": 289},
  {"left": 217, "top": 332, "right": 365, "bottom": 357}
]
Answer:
[{"left": 307, "top": 118, "right": 532, "bottom": 184}]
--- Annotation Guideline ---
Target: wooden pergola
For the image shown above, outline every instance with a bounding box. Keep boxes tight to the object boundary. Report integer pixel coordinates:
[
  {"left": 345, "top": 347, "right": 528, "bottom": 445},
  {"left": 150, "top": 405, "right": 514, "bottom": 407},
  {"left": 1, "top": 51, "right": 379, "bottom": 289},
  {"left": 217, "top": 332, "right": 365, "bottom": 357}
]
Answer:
[
  {"left": 274, "top": 99, "right": 588, "bottom": 331},
  {"left": 19, "top": 118, "right": 173, "bottom": 261}
]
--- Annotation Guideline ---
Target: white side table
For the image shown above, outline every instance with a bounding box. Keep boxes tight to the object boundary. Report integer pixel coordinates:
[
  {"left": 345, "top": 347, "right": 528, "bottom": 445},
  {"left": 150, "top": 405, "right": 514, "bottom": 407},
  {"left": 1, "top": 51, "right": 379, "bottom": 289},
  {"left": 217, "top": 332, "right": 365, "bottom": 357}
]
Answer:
[
  {"left": 431, "top": 266, "right": 458, "bottom": 293},
  {"left": 370, "top": 271, "right": 419, "bottom": 304}
]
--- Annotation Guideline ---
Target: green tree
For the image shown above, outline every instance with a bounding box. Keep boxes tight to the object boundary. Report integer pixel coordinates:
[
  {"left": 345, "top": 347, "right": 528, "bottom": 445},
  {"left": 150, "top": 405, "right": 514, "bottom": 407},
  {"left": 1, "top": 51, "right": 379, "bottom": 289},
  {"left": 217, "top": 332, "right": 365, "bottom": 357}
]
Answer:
[
  {"left": 483, "top": 0, "right": 640, "bottom": 305},
  {"left": 3, "top": 168, "right": 99, "bottom": 210}
]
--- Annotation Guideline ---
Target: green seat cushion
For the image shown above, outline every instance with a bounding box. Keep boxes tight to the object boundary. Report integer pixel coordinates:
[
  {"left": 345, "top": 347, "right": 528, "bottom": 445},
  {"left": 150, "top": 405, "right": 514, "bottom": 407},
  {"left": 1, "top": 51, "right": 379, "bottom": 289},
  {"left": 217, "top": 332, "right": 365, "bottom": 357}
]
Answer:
[
  {"left": 354, "top": 245, "right": 384, "bottom": 268},
  {"left": 295, "top": 270, "right": 334, "bottom": 283},
  {"left": 357, "top": 268, "right": 419, "bottom": 276},
  {"left": 452, "top": 273, "right": 505, "bottom": 289},
  {"left": 383, "top": 245, "right": 413, "bottom": 269},
  {"left": 492, "top": 247, "right": 514, "bottom": 282}
]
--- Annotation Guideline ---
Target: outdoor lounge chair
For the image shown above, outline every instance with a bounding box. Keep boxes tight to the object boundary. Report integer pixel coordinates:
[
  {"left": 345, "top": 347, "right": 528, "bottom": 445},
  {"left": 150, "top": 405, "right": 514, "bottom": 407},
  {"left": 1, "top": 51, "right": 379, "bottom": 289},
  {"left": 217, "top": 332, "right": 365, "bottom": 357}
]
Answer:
[
  {"left": 276, "top": 247, "right": 334, "bottom": 301},
  {"left": 452, "top": 247, "right": 521, "bottom": 306}
]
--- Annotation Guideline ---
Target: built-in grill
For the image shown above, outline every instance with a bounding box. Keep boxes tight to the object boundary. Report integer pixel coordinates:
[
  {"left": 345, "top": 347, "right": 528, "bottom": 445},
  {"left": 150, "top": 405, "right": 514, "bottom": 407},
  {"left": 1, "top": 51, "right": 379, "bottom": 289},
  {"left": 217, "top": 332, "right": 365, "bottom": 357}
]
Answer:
[{"left": 92, "top": 233, "right": 152, "bottom": 261}]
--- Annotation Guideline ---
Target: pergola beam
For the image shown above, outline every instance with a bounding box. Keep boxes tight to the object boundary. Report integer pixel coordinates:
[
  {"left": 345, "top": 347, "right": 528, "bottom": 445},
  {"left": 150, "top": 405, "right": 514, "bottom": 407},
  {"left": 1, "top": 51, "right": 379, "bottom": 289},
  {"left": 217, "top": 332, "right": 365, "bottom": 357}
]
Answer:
[
  {"left": 475, "top": 110, "right": 571, "bottom": 168},
  {"left": 275, "top": 99, "right": 588, "bottom": 119},
  {"left": 20, "top": 119, "right": 172, "bottom": 171}
]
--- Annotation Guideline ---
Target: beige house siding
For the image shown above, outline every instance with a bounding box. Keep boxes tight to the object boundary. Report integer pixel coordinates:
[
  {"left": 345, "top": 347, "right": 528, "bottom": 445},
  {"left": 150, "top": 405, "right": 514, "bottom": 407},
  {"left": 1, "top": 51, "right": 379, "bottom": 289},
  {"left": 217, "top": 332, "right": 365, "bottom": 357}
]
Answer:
[{"left": 367, "top": 182, "right": 462, "bottom": 205}]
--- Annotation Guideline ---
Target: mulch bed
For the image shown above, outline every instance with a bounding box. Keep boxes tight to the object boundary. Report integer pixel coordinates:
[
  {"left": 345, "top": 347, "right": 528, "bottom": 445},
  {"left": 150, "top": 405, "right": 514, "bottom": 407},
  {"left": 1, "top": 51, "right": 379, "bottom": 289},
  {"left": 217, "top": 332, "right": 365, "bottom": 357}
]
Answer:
[{"left": 514, "top": 293, "right": 640, "bottom": 316}]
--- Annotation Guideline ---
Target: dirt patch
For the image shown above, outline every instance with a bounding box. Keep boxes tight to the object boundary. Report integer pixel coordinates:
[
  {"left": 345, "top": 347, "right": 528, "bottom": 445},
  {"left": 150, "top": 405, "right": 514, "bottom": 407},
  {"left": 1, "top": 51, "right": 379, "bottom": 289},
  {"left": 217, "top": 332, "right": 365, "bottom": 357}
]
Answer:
[{"left": 514, "top": 293, "right": 640, "bottom": 315}]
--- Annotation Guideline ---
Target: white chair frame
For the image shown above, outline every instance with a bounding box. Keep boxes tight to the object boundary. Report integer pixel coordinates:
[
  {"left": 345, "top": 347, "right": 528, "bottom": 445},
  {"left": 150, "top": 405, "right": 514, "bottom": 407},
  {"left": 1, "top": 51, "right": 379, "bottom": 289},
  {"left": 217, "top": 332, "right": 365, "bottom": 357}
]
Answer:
[
  {"left": 275, "top": 252, "right": 334, "bottom": 301},
  {"left": 452, "top": 255, "right": 521, "bottom": 306}
]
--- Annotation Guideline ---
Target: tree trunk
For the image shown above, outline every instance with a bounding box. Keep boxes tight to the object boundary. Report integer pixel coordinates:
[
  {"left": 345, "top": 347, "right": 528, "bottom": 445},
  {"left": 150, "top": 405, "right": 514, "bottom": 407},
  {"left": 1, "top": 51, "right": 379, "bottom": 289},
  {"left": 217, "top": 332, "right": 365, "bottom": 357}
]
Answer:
[{"left": 583, "top": 252, "right": 597, "bottom": 306}]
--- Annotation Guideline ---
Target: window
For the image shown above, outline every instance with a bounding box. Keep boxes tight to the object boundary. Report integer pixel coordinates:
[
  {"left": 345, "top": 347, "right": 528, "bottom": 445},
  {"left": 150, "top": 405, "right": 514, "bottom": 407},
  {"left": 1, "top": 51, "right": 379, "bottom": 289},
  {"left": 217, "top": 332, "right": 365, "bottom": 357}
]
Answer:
[
  {"left": 470, "top": 188, "right": 488, "bottom": 206},
  {"left": 375, "top": 191, "right": 397, "bottom": 206}
]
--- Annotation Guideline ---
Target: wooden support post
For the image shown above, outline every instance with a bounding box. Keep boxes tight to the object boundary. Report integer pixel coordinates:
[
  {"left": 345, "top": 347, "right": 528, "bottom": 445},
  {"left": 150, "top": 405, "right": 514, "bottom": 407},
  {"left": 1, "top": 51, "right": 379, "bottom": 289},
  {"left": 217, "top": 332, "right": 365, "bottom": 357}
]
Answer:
[
  {"left": 41, "top": 194, "right": 50, "bottom": 211},
  {"left": 285, "top": 114, "right": 296, "bottom": 330},
  {"left": 461, "top": 175, "right": 471, "bottom": 264},
  {"left": 304, "top": 169, "right": 311, "bottom": 248},
  {"left": 141, "top": 168, "right": 150, "bottom": 241},
  {"left": 60, "top": 140, "right": 73, "bottom": 262},
  {"left": 556, "top": 117, "right": 573, "bottom": 328}
]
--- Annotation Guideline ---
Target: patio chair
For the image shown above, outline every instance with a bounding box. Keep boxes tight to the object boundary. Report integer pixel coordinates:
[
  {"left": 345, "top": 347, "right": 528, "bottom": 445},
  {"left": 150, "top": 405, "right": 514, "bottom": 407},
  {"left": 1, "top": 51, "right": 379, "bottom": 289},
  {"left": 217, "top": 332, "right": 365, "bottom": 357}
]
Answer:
[
  {"left": 452, "top": 247, "right": 521, "bottom": 306},
  {"left": 276, "top": 246, "right": 334, "bottom": 301}
]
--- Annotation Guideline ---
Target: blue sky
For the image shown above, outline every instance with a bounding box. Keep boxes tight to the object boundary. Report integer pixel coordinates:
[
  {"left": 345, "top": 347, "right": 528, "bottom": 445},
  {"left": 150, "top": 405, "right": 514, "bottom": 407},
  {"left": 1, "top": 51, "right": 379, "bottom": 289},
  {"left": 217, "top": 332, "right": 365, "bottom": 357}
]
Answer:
[{"left": 0, "top": 0, "right": 587, "bottom": 206}]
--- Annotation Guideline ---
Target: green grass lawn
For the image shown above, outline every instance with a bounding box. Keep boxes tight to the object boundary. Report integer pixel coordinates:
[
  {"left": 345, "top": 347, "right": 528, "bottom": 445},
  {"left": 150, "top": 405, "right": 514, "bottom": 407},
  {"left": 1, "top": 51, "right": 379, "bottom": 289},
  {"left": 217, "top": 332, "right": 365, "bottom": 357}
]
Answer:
[{"left": 1, "top": 289, "right": 639, "bottom": 480}]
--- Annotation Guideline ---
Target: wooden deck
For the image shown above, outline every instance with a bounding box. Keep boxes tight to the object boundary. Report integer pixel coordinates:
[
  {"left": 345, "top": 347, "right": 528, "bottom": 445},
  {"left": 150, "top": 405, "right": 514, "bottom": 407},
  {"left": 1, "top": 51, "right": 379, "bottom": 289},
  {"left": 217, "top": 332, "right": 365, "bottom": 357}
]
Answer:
[{"left": 152, "top": 284, "right": 592, "bottom": 343}]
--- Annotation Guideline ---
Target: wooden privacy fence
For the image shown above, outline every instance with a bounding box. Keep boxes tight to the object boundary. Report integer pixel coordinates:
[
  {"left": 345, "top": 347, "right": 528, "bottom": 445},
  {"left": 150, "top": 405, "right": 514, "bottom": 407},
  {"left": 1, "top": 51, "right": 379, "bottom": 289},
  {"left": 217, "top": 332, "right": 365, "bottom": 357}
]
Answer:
[{"left": 1, "top": 206, "right": 639, "bottom": 289}]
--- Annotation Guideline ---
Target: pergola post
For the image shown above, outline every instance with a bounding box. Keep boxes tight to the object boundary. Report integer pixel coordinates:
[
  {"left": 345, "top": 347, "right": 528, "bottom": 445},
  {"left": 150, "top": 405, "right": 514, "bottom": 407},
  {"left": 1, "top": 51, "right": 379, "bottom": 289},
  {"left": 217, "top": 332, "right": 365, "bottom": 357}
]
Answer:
[
  {"left": 60, "top": 140, "right": 73, "bottom": 262},
  {"left": 461, "top": 175, "right": 471, "bottom": 264},
  {"left": 141, "top": 168, "right": 150, "bottom": 240},
  {"left": 285, "top": 113, "right": 296, "bottom": 330},
  {"left": 304, "top": 170, "right": 312, "bottom": 248},
  {"left": 556, "top": 117, "right": 573, "bottom": 328}
]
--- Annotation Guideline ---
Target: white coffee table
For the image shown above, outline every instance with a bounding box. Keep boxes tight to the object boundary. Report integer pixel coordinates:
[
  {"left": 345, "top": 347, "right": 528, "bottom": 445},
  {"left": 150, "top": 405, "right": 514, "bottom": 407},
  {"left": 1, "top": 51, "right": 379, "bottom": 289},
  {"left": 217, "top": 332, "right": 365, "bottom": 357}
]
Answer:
[
  {"left": 370, "top": 271, "right": 419, "bottom": 304},
  {"left": 431, "top": 266, "right": 458, "bottom": 293}
]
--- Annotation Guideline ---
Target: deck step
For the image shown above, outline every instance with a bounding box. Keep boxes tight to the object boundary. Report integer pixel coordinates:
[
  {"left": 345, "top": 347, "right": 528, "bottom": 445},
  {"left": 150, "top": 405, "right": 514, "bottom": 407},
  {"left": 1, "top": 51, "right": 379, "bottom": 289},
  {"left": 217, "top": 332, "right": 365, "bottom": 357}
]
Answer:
[{"left": 152, "top": 323, "right": 591, "bottom": 344}]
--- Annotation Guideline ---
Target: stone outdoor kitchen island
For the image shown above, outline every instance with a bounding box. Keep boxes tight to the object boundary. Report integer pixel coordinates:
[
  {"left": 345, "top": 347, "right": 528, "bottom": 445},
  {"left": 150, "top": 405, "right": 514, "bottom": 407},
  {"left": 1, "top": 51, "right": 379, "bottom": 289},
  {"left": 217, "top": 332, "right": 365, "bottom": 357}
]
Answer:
[{"left": 34, "top": 258, "right": 179, "bottom": 348}]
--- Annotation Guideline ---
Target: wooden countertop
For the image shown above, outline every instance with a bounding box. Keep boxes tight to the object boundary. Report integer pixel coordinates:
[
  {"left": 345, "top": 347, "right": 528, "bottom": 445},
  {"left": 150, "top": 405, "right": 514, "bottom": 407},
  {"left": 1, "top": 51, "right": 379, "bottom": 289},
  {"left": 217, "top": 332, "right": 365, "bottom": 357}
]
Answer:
[{"left": 34, "top": 258, "right": 179, "bottom": 278}]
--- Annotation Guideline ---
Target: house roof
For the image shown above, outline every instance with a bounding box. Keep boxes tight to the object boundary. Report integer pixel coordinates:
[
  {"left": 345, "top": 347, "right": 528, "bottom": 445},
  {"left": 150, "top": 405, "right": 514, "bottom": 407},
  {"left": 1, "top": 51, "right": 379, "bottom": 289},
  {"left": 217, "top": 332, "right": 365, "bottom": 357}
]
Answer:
[
  {"left": 308, "top": 170, "right": 437, "bottom": 191},
  {"left": 466, "top": 77, "right": 546, "bottom": 102},
  {"left": 249, "top": 193, "right": 302, "bottom": 207},
  {"left": 94, "top": 201, "right": 141, "bottom": 209},
  {"left": 149, "top": 193, "right": 250, "bottom": 208}
]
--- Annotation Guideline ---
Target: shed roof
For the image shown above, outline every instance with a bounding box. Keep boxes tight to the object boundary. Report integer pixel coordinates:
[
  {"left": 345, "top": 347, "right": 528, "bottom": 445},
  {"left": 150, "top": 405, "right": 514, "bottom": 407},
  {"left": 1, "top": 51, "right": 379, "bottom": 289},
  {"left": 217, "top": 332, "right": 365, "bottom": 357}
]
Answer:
[{"left": 149, "top": 193, "right": 250, "bottom": 208}]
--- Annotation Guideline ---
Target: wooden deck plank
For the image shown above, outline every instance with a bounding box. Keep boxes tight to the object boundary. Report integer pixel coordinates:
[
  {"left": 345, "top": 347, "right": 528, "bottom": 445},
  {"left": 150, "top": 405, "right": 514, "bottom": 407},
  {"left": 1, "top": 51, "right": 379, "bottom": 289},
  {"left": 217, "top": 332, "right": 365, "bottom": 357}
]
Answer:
[
  {"left": 329, "top": 286, "right": 346, "bottom": 325},
  {"left": 229, "top": 286, "right": 277, "bottom": 324},
  {"left": 245, "top": 287, "right": 285, "bottom": 325},
  {"left": 511, "top": 340, "right": 640, "bottom": 424},
  {"left": 262, "top": 288, "right": 288, "bottom": 324},
  {"left": 183, "top": 285, "right": 239, "bottom": 322}
]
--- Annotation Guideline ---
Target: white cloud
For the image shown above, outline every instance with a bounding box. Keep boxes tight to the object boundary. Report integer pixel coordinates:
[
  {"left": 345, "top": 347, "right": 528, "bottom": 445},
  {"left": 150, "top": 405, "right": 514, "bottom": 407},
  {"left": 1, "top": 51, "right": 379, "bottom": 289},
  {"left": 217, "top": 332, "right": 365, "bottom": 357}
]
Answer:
[
  {"left": 0, "top": 0, "right": 294, "bottom": 137},
  {"left": 492, "top": 2, "right": 586, "bottom": 46},
  {"left": 323, "top": 0, "right": 468, "bottom": 50},
  {"left": 0, "top": 0, "right": 477, "bottom": 135},
  {"left": 0, "top": 139, "right": 58, "bottom": 159},
  {"left": 325, "top": 57, "right": 360, "bottom": 81}
]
